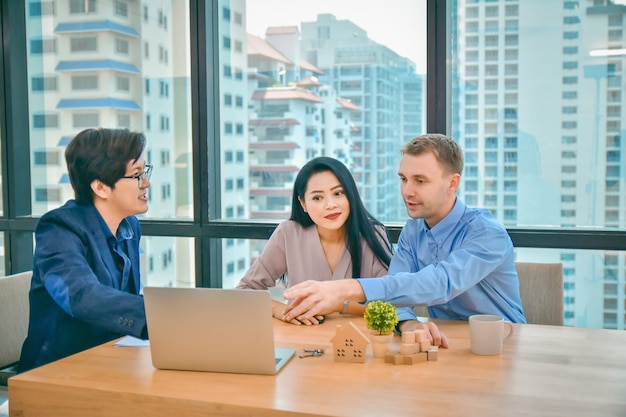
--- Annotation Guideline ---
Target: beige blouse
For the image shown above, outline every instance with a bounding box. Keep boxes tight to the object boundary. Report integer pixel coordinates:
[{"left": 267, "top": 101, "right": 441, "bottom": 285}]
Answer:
[{"left": 236, "top": 220, "right": 391, "bottom": 289}]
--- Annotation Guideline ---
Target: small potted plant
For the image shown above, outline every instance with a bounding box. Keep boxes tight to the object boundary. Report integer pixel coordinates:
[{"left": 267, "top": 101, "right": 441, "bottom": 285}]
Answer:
[{"left": 363, "top": 300, "right": 399, "bottom": 357}]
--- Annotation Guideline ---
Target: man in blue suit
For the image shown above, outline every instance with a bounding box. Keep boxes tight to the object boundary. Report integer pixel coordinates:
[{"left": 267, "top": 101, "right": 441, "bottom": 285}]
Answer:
[{"left": 19, "top": 128, "right": 151, "bottom": 372}]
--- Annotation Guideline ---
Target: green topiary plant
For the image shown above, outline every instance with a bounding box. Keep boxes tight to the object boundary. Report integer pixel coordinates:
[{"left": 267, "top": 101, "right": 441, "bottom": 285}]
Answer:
[{"left": 364, "top": 300, "right": 399, "bottom": 335}]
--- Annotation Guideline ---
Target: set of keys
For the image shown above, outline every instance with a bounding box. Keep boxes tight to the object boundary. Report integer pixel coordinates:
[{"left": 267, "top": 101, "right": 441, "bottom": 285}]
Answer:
[{"left": 299, "top": 348, "right": 324, "bottom": 358}]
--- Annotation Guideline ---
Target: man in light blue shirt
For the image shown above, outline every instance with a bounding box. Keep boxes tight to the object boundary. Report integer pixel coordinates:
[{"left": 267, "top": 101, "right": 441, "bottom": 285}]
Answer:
[{"left": 284, "top": 134, "right": 526, "bottom": 343}]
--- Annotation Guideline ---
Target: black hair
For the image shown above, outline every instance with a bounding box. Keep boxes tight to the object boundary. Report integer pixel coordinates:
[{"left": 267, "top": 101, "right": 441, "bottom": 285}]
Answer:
[
  {"left": 65, "top": 128, "right": 146, "bottom": 205},
  {"left": 290, "top": 157, "right": 392, "bottom": 277}
]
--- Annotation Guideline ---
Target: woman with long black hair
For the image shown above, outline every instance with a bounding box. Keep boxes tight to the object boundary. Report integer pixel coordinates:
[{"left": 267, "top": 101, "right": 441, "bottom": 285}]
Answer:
[{"left": 237, "top": 156, "right": 393, "bottom": 325}]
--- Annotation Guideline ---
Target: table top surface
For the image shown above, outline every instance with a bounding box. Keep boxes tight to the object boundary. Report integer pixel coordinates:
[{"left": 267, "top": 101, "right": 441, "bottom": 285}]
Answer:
[{"left": 9, "top": 315, "right": 626, "bottom": 417}]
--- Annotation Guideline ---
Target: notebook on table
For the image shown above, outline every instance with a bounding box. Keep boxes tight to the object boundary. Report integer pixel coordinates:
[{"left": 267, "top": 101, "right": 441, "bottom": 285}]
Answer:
[{"left": 142, "top": 287, "right": 296, "bottom": 375}]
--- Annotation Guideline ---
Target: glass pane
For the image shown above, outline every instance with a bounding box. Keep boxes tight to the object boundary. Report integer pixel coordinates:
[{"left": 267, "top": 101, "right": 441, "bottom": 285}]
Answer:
[
  {"left": 25, "top": 0, "right": 193, "bottom": 220},
  {"left": 219, "top": 0, "right": 427, "bottom": 224},
  {"left": 141, "top": 236, "right": 195, "bottom": 288},
  {"left": 451, "top": 1, "right": 626, "bottom": 329},
  {"left": 451, "top": 0, "right": 626, "bottom": 230},
  {"left": 516, "top": 248, "right": 626, "bottom": 330}
]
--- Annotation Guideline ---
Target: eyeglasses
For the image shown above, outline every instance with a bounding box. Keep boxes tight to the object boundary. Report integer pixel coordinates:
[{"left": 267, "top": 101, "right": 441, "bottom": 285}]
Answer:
[{"left": 121, "top": 164, "right": 153, "bottom": 187}]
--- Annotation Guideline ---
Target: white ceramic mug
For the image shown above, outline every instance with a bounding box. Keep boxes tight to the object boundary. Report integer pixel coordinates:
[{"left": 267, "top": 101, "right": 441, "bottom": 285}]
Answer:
[{"left": 468, "top": 314, "right": 513, "bottom": 356}]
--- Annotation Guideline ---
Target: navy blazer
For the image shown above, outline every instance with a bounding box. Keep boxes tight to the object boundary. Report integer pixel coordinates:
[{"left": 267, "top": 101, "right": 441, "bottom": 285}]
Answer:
[{"left": 19, "top": 200, "right": 147, "bottom": 373}]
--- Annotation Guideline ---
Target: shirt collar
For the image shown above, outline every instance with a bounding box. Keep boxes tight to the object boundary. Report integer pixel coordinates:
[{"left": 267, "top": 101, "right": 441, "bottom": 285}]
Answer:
[
  {"left": 95, "top": 211, "right": 134, "bottom": 242},
  {"left": 428, "top": 197, "right": 466, "bottom": 243}
]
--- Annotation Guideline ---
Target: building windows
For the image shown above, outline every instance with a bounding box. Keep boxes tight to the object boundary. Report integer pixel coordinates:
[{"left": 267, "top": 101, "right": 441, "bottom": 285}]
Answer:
[
  {"left": 159, "top": 81, "right": 169, "bottom": 97},
  {"left": 35, "top": 187, "right": 61, "bottom": 203},
  {"left": 562, "top": 106, "right": 577, "bottom": 114},
  {"left": 114, "top": 0, "right": 128, "bottom": 17},
  {"left": 30, "top": 38, "right": 56, "bottom": 54},
  {"left": 70, "top": 36, "right": 97, "bottom": 52},
  {"left": 160, "top": 116, "right": 170, "bottom": 131},
  {"left": 115, "top": 38, "right": 129, "bottom": 55},
  {"left": 563, "top": 16, "right": 580, "bottom": 25},
  {"left": 32, "top": 113, "right": 58, "bottom": 128},
  {"left": 505, "top": 34, "right": 518, "bottom": 46},
  {"left": 33, "top": 150, "right": 60, "bottom": 165},
  {"left": 73, "top": 113, "right": 99, "bottom": 128},
  {"left": 31, "top": 75, "right": 57, "bottom": 91},
  {"left": 116, "top": 76, "right": 130, "bottom": 92},
  {"left": 69, "top": 0, "right": 96, "bottom": 14},
  {"left": 117, "top": 113, "right": 131, "bottom": 129},
  {"left": 563, "top": 46, "right": 578, "bottom": 54},
  {"left": 71, "top": 75, "right": 98, "bottom": 90},
  {"left": 29, "top": 1, "right": 55, "bottom": 16},
  {"left": 563, "top": 133, "right": 579, "bottom": 146},
  {"left": 563, "top": 61, "right": 578, "bottom": 70}
]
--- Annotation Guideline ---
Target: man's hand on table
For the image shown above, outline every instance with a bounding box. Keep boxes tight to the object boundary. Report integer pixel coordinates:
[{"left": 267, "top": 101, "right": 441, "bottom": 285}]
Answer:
[{"left": 399, "top": 320, "right": 449, "bottom": 349}]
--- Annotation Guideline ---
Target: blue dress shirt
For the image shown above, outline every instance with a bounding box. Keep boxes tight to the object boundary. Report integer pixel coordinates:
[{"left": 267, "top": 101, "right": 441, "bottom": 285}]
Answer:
[{"left": 358, "top": 198, "right": 526, "bottom": 323}]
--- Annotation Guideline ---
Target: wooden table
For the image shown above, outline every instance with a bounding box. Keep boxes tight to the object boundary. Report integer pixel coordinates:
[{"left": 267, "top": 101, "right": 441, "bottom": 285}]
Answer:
[{"left": 8, "top": 316, "right": 626, "bottom": 417}]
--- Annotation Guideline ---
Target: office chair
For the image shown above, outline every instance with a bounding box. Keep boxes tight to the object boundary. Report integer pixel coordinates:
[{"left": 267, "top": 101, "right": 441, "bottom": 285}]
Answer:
[
  {"left": 413, "top": 262, "right": 565, "bottom": 326},
  {"left": 0, "top": 271, "right": 32, "bottom": 385}
]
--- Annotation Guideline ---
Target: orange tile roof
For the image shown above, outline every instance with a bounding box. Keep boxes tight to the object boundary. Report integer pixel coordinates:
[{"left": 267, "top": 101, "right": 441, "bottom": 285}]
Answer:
[
  {"left": 337, "top": 98, "right": 360, "bottom": 111},
  {"left": 251, "top": 88, "right": 324, "bottom": 103},
  {"left": 299, "top": 58, "right": 325, "bottom": 75},
  {"left": 297, "top": 75, "right": 323, "bottom": 87},
  {"left": 246, "top": 33, "right": 292, "bottom": 64}
]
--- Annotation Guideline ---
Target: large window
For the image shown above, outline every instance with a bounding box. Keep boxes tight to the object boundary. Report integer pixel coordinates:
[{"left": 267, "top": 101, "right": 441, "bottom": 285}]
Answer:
[
  {"left": 0, "top": 0, "right": 625, "bottom": 329},
  {"left": 23, "top": 0, "right": 193, "bottom": 286},
  {"left": 451, "top": 0, "right": 626, "bottom": 328}
]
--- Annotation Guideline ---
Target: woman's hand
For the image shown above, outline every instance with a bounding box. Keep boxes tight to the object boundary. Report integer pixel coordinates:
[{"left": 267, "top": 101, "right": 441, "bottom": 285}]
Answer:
[{"left": 272, "top": 302, "right": 325, "bottom": 325}]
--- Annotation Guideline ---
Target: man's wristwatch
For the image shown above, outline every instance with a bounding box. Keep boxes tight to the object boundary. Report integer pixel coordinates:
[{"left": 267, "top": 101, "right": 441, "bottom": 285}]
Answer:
[{"left": 340, "top": 300, "right": 349, "bottom": 315}]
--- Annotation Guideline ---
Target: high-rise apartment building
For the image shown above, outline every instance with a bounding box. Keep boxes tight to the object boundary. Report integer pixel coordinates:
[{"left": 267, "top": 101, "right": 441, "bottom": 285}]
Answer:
[
  {"left": 27, "top": 0, "right": 183, "bottom": 287},
  {"left": 300, "top": 14, "right": 425, "bottom": 222},
  {"left": 453, "top": 0, "right": 626, "bottom": 329}
]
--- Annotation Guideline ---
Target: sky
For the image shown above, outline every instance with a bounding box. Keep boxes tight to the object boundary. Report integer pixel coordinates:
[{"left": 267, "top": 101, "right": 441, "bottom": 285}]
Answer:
[{"left": 245, "top": 0, "right": 427, "bottom": 74}]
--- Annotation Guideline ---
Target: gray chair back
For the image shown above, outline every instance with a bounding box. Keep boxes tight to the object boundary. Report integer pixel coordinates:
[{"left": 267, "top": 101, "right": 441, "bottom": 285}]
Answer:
[
  {"left": 516, "top": 262, "right": 564, "bottom": 325},
  {"left": 0, "top": 271, "right": 32, "bottom": 384},
  {"left": 413, "top": 262, "right": 564, "bottom": 325}
]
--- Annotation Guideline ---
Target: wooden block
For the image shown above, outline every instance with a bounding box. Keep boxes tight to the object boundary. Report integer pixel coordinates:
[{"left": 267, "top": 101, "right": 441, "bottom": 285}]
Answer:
[
  {"left": 414, "top": 329, "right": 428, "bottom": 343},
  {"left": 419, "top": 340, "right": 431, "bottom": 352},
  {"left": 401, "top": 330, "right": 416, "bottom": 344},
  {"left": 400, "top": 342, "right": 419, "bottom": 355},
  {"left": 384, "top": 353, "right": 404, "bottom": 365},
  {"left": 403, "top": 352, "right": 427, "bottom": 365},
  {"left": 427, "top": 346, "right": 438, "bottom": 361}
]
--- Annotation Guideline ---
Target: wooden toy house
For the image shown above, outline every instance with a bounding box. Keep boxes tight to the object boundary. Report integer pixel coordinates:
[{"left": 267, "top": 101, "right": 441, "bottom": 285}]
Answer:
[{"left": 330, "top": 322, "right": 369, "bottom": 363}]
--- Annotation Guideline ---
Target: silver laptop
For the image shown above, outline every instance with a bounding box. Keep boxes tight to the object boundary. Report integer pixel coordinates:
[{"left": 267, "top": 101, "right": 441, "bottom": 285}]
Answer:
[{"left": 143, "top": 287, "right": 295, "bottom": 375}]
